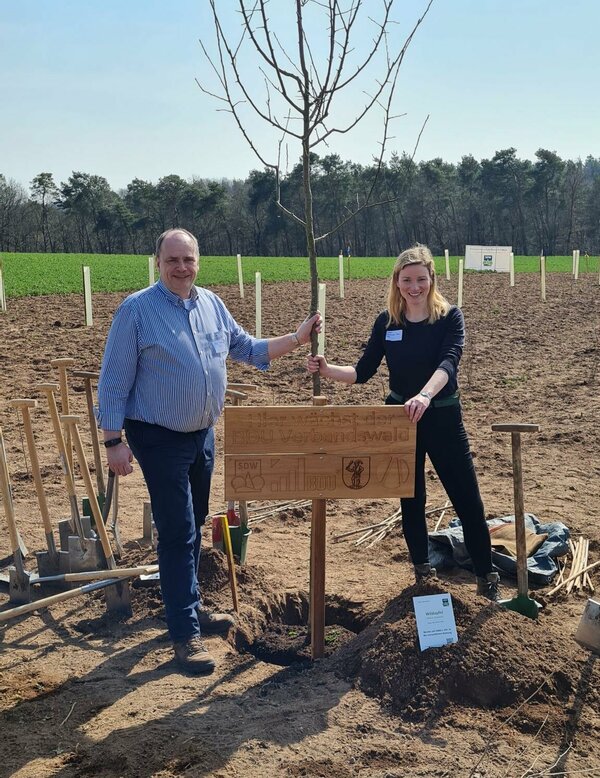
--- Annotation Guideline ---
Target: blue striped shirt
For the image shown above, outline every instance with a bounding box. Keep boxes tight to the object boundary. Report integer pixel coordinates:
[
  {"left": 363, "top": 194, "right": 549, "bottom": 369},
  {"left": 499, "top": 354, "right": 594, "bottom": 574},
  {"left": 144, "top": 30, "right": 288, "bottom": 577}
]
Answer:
[{"left": 97, "top": 280, "right": 269, "bottom": 432}]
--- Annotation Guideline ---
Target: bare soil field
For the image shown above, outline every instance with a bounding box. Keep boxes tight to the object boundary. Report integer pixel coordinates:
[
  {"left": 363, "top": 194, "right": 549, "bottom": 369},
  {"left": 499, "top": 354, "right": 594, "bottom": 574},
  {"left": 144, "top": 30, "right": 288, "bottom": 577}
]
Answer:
[{"left": 0, "top": 272, "right": 599, "bottom": 777}]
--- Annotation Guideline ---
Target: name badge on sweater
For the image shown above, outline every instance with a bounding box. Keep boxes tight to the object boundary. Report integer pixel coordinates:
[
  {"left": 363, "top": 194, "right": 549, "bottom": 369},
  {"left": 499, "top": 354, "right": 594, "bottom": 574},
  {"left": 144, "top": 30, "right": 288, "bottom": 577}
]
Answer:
[{"left": 386, "top": 330, "right": 403, "bottom": 341}]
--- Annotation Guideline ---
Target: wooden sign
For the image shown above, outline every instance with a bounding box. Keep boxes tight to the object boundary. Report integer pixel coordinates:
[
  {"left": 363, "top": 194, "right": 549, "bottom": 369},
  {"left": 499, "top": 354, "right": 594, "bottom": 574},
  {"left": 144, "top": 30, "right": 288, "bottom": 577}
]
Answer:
[{"left": 224, "top": 405, "right": 415, "bottom": 500}]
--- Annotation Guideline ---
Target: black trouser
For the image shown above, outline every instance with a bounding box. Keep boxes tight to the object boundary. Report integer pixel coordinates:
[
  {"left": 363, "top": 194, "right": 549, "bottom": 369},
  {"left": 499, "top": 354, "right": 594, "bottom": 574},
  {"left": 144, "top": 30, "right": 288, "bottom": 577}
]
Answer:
[{"left": 386, "top": 396, "right": 493, "bottom": 577}]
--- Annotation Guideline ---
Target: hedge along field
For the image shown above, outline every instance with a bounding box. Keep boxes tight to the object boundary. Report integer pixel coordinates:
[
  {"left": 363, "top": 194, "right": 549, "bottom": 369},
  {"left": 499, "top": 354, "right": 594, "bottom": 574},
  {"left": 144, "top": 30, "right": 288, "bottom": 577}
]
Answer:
[{"left": 1, "top": 252, "right": 598, "bottom": 298}]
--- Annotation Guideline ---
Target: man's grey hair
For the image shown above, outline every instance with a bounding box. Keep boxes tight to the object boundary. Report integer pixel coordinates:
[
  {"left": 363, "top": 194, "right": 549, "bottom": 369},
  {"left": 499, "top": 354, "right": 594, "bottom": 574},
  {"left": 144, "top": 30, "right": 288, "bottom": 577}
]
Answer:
[{"left": 155, "top": 228, "right": 199, "bottom": 259}]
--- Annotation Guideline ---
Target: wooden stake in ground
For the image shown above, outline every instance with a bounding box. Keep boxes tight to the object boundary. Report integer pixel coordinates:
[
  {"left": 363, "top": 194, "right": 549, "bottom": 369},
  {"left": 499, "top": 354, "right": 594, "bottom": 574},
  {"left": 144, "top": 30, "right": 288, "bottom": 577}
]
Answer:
[
  {"left": 540, "top": 255, "right": 546, "bottom": 301},
  {"left": 0, "top": 263, "right": 6, "bottom": 312},
  {"left": 310, "top": 395, "right": 328, "bottom": 659},
  {"left": 148, "top": 256, "right": 155, "bottom": 286},
  {"left": 444, "top": 249, "right": 450, "bottom": 280},
  {"left": 457, "top": 258, "right": 464, "bottom": 308},
  {"left": 509, "top": 252, "right": 515, "bottom": 287},
  {"left": 82, "top": 265, "right": 93, "bottom": 326},
  {"left": 255, "top": 271, "right": 261, "bottom": 338},
  {"left": 237, "top": 253, "right": 244, "bottom": 298},
  {"left": 338, "top": 253, "right": 345, "bottom": 299}
]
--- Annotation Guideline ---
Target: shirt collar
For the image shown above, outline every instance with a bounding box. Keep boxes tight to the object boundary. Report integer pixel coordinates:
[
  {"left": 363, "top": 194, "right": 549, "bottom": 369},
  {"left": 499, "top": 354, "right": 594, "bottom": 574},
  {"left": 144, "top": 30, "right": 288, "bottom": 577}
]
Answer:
[{"left": 157, "top": 279, "right": 199, "bottom": 305}]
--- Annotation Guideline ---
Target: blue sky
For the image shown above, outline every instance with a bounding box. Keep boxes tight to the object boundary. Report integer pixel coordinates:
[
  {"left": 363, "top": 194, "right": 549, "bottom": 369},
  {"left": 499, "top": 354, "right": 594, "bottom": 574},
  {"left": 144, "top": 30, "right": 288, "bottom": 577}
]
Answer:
[{"left": 1, "top": 0, "right": 598, "bottom": 193}]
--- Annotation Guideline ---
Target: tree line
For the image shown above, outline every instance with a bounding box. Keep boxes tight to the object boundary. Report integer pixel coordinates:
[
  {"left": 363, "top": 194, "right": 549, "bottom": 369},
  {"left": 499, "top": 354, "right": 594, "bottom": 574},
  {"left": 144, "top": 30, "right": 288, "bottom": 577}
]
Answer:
[{"left": 1, "top": 148, "right": 599, "bottom": 258}]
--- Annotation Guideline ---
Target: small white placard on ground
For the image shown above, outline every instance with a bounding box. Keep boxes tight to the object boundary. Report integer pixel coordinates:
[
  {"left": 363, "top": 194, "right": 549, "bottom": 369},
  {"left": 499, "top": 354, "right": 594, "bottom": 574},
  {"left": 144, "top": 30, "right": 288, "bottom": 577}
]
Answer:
[{"left": 413, "top": 592, "right": 458, "bottom": 651}]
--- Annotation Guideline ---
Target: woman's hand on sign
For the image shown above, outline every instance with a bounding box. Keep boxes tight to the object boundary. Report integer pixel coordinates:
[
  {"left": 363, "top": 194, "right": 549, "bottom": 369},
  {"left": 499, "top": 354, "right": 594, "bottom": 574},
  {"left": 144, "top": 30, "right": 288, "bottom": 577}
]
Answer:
[{"left": 404, "top": 393, "right": 431, "bottom": 423}]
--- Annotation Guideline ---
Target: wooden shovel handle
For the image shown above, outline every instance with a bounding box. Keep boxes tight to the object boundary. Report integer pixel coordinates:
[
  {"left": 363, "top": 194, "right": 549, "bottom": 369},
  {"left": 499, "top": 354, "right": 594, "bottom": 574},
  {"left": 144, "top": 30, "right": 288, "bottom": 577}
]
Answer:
[
  {"left": 492, "top": 424, "right": 540, "bottom": 433},
  {"left": 226, "top": 389, "right": 248, "bottom": 402},
  {"left": 72, "top": 370, "right": 100, "bottom": 380},
  {"left": 37, "top": 386, "right": 78, "bottom": 501},
  {"left": 227, "top": 383, "right": 258, "bottom": 392},
  {"left": 10, "top": 398, "right": 37, "bottom": 408},
  {"left": 79, "top": 376, "right": 105, "bottom": 496},
  {"left": 9, "top": 400, "right": 53, "bottom": 537},
  {"left": 62, "top": 416, "right": 116, "bottom": 570},
  {"left": 0, "top": 427, "right": 21, "bottom": 556},
  {"left": 509, "top": 432, "right": 529, "bottom": 597},
  {"left": 0, "top": 578, "right": 120, "bottom": 624}
]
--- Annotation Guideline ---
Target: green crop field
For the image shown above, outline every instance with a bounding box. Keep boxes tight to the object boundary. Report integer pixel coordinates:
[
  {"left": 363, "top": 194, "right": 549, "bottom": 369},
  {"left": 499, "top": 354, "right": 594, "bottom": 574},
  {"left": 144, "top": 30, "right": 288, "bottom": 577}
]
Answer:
[{"left": 0, "top": 252, "right": 598, "bottom": 298}]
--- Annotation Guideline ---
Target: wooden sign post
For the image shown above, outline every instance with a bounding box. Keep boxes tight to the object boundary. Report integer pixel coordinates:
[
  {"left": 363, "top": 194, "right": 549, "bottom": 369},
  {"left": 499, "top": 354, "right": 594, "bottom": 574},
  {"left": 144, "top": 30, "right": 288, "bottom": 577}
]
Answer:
[{"left": 224, "top": 403, "right": 416, "bottom": 658}]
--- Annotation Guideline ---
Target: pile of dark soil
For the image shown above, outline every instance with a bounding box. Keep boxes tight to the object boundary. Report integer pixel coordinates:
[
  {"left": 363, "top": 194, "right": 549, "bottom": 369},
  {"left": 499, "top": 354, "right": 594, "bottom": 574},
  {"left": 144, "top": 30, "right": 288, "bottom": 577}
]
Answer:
[{"left": 336, "top": 580, "right": 583, "bottom": 721}]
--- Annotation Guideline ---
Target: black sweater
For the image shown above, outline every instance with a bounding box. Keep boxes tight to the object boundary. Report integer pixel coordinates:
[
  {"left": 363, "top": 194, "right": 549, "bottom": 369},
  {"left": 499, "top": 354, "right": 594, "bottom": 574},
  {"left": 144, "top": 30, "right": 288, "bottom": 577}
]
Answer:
[{"left": 354, "top": 306, "right": 464, "bottom": 400}]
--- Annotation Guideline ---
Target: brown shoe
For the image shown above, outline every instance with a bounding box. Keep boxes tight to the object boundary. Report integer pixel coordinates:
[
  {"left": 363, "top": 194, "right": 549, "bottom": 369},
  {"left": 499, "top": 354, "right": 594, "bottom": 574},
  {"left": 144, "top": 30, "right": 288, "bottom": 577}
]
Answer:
[
  {"left": 173, "top": 636, "right": 216, "bottom": 674},
  {"left": 197, "top": 607, "right": 236, "bottom": 635}
]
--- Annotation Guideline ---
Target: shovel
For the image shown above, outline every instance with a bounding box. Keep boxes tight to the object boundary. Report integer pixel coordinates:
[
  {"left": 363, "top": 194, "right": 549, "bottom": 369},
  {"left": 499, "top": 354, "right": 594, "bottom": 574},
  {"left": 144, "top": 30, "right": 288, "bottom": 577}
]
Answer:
[
  {"left": 62, "top": 415, "right": 132, "bottom": 618},
  {"left": 10, "top": 399, "right": 70, "bottom": 577},
  {"left": 50, "top": 358, "right": 75, "bottom": 476},
  {"left": 491, "top": 423, "right": 542, "bottom": 619},
  {"left": 102, "top": 468, "right": 123, "bottom": 558},
  {"left": 37, "top": 383, "right": 104, "bottom": 572},
  {"left": 72, "top": 370, "right": 106, "bottom": 520},
  {"left": 0, "top": 427, "right": 32, "bottom": 603}
]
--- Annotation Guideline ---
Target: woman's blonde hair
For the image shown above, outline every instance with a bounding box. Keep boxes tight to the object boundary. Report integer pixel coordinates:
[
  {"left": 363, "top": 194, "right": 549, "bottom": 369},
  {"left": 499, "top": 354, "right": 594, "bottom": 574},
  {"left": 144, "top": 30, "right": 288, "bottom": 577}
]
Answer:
[{"left": 386, "top": 244, "right": 450, "bottom": 326}]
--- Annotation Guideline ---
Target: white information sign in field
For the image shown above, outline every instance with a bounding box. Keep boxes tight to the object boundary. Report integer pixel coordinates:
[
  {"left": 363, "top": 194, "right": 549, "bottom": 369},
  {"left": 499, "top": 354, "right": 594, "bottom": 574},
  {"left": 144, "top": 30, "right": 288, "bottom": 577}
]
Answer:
[
  {"left": 465, "top": 245, "right": 512, "bottom": 272},
  {"left": 413, "top": 593, "right": 458, "bottom": 651}
]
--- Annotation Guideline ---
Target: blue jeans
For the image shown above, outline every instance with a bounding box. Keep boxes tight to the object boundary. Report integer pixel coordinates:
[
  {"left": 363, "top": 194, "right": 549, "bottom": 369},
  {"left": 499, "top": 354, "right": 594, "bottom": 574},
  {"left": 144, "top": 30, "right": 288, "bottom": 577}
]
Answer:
[{"left": 124, "top": 419, "right": 215, "bottom": 642}]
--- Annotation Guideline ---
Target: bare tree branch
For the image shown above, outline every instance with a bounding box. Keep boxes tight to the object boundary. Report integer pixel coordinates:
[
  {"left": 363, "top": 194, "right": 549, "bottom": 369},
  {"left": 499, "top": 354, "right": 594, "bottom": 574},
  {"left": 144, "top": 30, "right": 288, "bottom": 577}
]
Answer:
[{"left": 200, "top": 0, "right": 436, "bottom": 395}]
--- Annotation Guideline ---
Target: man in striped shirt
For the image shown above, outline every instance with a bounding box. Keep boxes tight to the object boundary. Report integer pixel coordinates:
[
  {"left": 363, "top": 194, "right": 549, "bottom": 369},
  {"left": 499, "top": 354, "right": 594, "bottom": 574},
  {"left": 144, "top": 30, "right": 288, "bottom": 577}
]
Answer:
[{"left": 97, "top": 228, "right": 320, "bottom": 674}]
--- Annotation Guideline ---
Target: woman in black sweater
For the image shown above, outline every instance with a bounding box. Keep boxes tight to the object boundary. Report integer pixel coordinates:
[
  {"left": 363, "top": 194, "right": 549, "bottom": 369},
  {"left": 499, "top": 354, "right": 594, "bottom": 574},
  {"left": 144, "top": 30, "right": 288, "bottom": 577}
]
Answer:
[{"left": 307, "top": 244, "right": 499, "bottom": 600}]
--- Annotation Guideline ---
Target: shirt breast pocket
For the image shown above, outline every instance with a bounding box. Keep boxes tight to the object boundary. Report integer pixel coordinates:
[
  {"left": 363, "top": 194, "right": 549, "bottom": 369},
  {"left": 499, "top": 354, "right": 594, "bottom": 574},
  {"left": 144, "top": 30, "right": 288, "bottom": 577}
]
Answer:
[{"left": 205, "top": 333, "right": 229, "bottom": 360}]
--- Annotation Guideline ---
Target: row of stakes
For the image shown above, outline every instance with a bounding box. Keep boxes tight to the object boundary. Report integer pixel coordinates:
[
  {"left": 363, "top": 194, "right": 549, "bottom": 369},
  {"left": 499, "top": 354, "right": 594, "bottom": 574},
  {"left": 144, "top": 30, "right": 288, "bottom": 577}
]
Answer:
[{"left": 0, "top": 359, "right": 158, "bottom": 625}]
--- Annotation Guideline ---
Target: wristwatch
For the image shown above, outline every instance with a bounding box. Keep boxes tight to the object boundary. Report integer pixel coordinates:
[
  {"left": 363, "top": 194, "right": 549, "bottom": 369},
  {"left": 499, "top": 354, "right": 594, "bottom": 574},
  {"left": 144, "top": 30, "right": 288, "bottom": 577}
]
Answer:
[
  {"left": 291, "top": 332, "right": 300, "bottom": 347},
  {"left": 419, "top": 391, "right": 432, "bottom": 401},
  {"left": 103, "top": 437, "right": 123, "bottom": 448}
]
